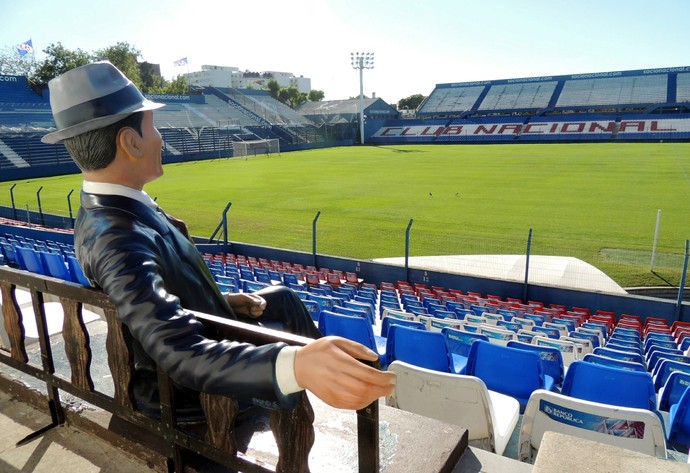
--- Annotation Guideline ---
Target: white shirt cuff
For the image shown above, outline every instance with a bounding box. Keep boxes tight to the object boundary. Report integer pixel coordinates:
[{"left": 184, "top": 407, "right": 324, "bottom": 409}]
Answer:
[{"left": 275, "top": 346, "right": 304, "bottom": 395}]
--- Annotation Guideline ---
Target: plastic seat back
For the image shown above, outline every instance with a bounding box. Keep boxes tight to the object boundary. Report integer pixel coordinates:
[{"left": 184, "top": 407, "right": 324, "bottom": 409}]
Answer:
[
  {"left": 654, "top": 359, "right": 690, "bottom": 393},
  {"left": 15, "top": 246, "right": 46, "bottom": 275},
  {"left": 507, "top": 340, "right": 564, "bottom": 386},
  {"left": 380, "top": 315, "right": 425, "bottom": 338},
  {"left": 387, "top": 360, "right": 520, "bottom": 456},
  {"left": 519, "top": 389, "right": 667, "bottom": 462},
  {"left": 40, "top": 251, "right": 72, "bottom": 281},
  {"left": 318, "top": 310, "right": 377, "bottom": 351},
  {"left": 441, "top": 327, "right": 489, "bottom": 358},
  {"left": 533, "top": 337, "right": 578, "bottom": 367},
  {"left": 561, "top": 360, "right": 656, "bottom": 410},
  {"left": 465, "top": 340, "right": 548, "bottom": 411},
  {"left": 386, "top": 325, "right": 452, "bottom": 373},
  {"left": 592, "top": 346, "right": 645, "bottom": 366},
  {"left": 66, "top": 255, "right": 92, "bottom": 286},
  {"left": 668, "top": 383, "right": 690, "bottom": 446},
  {"left": 582, "top": 353, "right": 647, "bottom": 372},
  {"left": 659, "top": 371, "right": 690, "bottom": 412}
]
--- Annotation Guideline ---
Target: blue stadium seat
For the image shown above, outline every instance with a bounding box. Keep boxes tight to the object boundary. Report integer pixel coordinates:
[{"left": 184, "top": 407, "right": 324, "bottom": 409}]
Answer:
[
  {"left": 654, "top": 359, "right": 690, "bottom": 393},
  {"left": 15, "top": 246, "right": 46, "bottom": 275},
  {"left": 318, "top": 310, "right": 385, "bottom": 360},
  {"left": 465, "top": 340, "right": 554, "bottom": 412},
  {"left": 66, "top": 256, "right": 92, "bottom": 286},
  {"left": 380, "top": 315, "right": 425, "bottom": 339},
  {"left": 667, "top": 385, "right": 690, "bottom": 447},
  {"left": 659, "top": 371, "right": 690, "bottom": 412},
  {"left": 592, "top": 346, "right": 646, "bottom": 366},
  {"left": 561, "top": 360, "right": 656, "bottom": 411},
  {"left": 441, "top": 327, "right": 488, "bottom": 374},
  {"left": 581, "top": 353, "right": 647, "bottom": 373},
  {"left": 507, "top": 340, "right": 565, "bottom": 387},
  {"left": 386, "top": 324, "right": 454, "bottom": 373},
  {"left": 40, "top": 251, "right": 72, "bottom": 281}
]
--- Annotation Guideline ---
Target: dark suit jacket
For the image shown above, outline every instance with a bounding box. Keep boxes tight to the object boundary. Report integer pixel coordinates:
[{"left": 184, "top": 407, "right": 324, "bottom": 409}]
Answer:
[{"left": 74, "top": 191, "right": 298, "bottom": 413}]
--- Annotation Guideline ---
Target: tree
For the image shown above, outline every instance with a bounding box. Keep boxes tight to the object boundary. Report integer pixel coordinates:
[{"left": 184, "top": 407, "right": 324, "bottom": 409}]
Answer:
[
  {"left": 164, "top": 75, "right": 189, "bottom": 95},
  {"left": 32, "top": 42, "right": 92, "bottom": 85},
  {"left": 94, "top": 42, "right": 142, "bottom": 90},
  {"left": 398, "top": 94, "right": 426, "bottom": 111},
  {"left": 308, "top": 89, "right": 325, "bottom": 102},
  {"left": 277, "top": 86, "right": 307, "bottom": 108},
  {"left": 267, "top": 79, "right": 280, "bottom": 100},
  {"left": 0, "top": 45, "right": 39, "bottom": 77}
]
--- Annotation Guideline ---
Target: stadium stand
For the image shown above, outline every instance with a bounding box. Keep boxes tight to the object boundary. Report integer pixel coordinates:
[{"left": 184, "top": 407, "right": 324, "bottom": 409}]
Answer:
[{"left": 371, "top": 66, "right": 690, "bottom": 145}]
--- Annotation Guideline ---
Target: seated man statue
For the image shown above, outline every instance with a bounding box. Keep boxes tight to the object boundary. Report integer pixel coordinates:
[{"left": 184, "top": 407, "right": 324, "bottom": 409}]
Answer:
[{"left": 42, "top": 61, "right": 395, "bottom": 419}]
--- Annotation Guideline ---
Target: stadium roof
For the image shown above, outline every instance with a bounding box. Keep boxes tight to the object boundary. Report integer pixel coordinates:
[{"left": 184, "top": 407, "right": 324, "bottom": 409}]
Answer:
[{"left": 373, "top": 254, "right": 627, "bottom": 295}]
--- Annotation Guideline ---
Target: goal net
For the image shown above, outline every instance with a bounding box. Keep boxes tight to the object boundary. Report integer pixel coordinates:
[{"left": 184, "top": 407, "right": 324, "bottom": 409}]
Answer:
[{"left": 232, "top": 139, "right": 280, "bottom": 157}]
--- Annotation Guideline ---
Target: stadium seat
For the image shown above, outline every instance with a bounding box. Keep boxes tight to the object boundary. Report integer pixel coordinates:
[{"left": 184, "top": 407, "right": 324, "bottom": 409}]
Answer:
[
  {"left": 419, "top": 315, "right": 464, "bottom": 332},
  {"left": 478, "top": 324, "right": 517, "bottom": 346},
  {"left": 519, "top": 390, "right": 667, "bottom": 462},
  {"left": 465, "top": 340, "right": 554, "bottom": 412},
  {"left": 66, "top": 255, "right": 92, "bottom": 286},
  {"left": 302, "top": 299, "right": 321, "bottom": 323},
  {"left": 386, "top": 324, "right": 455, "bottom": 373},
  {"left": 592, "top": 346, "right": 646, "bottom": 366},
  {"left": 647, "top": 351, "right": 690, "bottom": 376},
  {"left": 317, "top": 310, "right": 386, "bottom": 360},
  {"left": 561, "top": 360, "right": 656, "bottom": 411},
  {"left": 581, "top": 353, "right": 647, "bottom": 373},
  {"left": 659, "top": 371, "right": 690, "bottom": 412},
  {"left": 441, "top": 327, "right": 488, "bottom": 373},
  {"left": 15, "top": 246, "right": 46, "bottom": 275},
  {"left": 532, "top": 336, "right": 578, "bottom": 368},
  {"left": 39, "top": 251, "right": 72, "bottom": 281},
  {"left": 667, "top": 385, "right": 690, "bottom": 447},
  {"left": 653, "top": 359, "right": 690, "bottom": 393},
  {"left": 387, "top": 360, "right": 520, "bottom": 456},
  {"left": 507, "top": 340, "right": 565, "bottom": 387},
  {"left": 380, "top": 315, "right": 425, "bottom": 338},
  {"left": 332, "top": 305, "right": 371, "bottom": 324}
]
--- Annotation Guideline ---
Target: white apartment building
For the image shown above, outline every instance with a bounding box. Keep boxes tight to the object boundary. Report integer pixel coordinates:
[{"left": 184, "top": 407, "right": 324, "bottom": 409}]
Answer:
[{"left": 185, "top": 65, "right": 311, "bottom": 93}]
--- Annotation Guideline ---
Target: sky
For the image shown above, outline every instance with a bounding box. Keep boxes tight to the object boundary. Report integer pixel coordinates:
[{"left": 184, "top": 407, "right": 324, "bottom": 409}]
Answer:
[{"left": 2, "top": 0, "right": 690, "bottom": 105}]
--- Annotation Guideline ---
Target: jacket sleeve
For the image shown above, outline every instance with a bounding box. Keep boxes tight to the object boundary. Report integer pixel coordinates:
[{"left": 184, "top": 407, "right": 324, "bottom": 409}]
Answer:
[{"left": 78, "top": 211, "right": 299, "bottom": 410}]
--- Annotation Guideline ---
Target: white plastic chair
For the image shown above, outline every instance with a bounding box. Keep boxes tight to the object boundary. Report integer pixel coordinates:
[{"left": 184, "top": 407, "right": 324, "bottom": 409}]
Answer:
[
  {"left": 533, "top": 336, "right": 578, "bottom": 367},
  {"left": 387, "top": 360, "right": 520, "bottom": 456},
  {"left": 519, "top": 389, "right": 667, "bottom": 463},
  {"left": 479, "top": 324, "right": 517, "bottom": 346},
  {"left": 561, "top": 335, "right": 594, "bottom": 359},
  {"left": 418, "top": 314, "right": 464, "bottom": 332}
]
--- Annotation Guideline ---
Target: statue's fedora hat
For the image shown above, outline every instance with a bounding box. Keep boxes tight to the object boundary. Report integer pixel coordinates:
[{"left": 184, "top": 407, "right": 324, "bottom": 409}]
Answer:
[{"left": 42, "top": 61, "right": 164, "bottom": 144}]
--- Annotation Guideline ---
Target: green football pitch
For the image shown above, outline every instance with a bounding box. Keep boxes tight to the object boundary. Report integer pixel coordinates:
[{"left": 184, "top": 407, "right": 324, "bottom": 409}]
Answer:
[{"left": 2, "top": 142, "right": 689, "bottom": 288}]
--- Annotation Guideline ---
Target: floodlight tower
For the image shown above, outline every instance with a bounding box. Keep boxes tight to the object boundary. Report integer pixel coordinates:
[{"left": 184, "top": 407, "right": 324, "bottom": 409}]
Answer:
[{"left": 351, "top": 52, "right": 374, "bottom": 145}]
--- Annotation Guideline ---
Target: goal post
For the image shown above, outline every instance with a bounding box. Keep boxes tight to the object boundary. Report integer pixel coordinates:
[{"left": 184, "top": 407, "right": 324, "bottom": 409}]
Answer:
[{"left": 232, "top": 139, "right": 280, "bottom": 157}]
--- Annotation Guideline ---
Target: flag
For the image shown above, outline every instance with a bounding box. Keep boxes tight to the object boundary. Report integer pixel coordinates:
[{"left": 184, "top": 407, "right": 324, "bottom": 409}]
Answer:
[
  {"left": 173, "top": 57, "right": 188, "bottom": 67},
  {"left": 17, "top": 39, "right": 33, "bottom": 56}
]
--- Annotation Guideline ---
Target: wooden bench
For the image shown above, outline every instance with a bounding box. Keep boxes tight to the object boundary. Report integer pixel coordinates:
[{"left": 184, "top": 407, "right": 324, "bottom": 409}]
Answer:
[{"left": 0, "top": 265, "right": 467, "bottom": 472}]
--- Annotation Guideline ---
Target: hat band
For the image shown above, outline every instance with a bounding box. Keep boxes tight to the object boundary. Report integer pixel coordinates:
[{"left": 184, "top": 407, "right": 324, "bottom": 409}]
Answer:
[{"left": 53, "top": 85, "right": 146, "bottom": 130}]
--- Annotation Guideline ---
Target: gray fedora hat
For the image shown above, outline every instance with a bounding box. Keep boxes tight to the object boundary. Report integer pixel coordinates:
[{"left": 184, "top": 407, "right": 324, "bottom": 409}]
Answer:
[{"left": 42, "top": 61, "right": 164, "bottom": 144}]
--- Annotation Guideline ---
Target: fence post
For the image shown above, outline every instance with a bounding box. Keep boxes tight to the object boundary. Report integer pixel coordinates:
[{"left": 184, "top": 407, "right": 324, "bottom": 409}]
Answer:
[
  {"left": 9, "top": 184, "right": 17, "bottom": 220},
  {"left": 67, "top": 189, "right": 75, "bottom": 228},
  {"left": 405, "top": 219, "right": 414, "bottom": 283},
  {"left": 221, "top": 202, "right": 232, "bottom": 245},
  {"left": 676, "top": 240, "right": 689, "bottom": 321},
  {"left": 36, "top": 186, "right": 44, "bottom": 227},
  {"left": 312, "top": 211, "right": 321, "bottom": 268},
  {"left": 651, "top": 209, "right": 662, "bottom": 271},
  {"left": 523, "top": 228, "right": 533, "bottom": 303}
]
